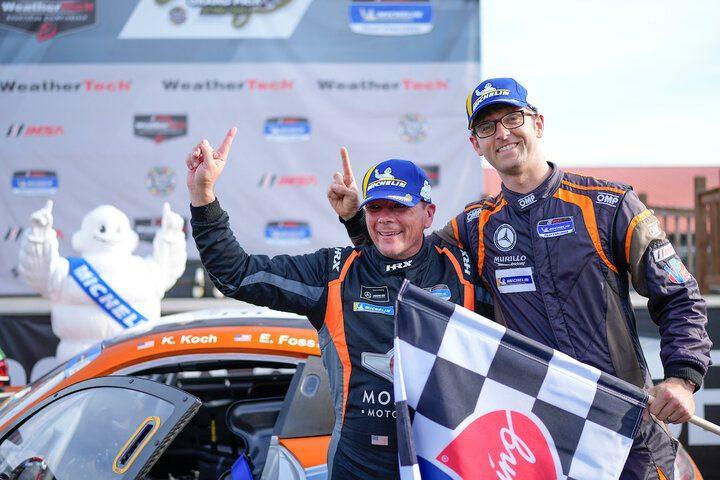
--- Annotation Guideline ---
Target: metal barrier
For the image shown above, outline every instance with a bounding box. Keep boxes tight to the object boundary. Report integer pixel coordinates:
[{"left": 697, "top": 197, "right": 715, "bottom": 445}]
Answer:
[{"left": 695, "top": 177, "right": 720, "bottom": 294}]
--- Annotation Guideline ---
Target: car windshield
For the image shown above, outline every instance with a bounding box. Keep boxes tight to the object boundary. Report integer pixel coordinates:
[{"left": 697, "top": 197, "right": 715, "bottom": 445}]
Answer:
[{"left": 0, "top": 344, "right": 103, "bottom": 426}]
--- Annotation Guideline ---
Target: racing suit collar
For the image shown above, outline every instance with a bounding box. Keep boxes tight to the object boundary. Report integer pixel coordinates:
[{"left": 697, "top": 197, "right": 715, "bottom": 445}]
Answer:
[
  {"left": 501, "top": 162, "right": 563, "bottom": 212},
  {"left": 372, "top": 239, "right": 431, "bottom": 276}
]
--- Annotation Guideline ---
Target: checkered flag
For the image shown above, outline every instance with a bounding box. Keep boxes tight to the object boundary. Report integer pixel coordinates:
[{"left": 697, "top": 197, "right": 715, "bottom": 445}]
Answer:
[{"left": 394, "top": 281, "right": 648, "bottom": 480}]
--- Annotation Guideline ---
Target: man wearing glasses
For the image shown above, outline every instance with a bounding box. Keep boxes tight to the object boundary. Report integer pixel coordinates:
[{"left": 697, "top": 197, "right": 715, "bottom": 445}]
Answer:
[{"left": 333, "top": 77, "right": 711, "bottom": 479}]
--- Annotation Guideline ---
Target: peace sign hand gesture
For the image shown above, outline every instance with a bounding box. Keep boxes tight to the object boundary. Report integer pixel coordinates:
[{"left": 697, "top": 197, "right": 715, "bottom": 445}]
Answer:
[
  {"left": 186, "top": 127, "right": 237, "bottom": 207},
  {"left": 327, "top": 147, "right": 361, "bottom": 220}
]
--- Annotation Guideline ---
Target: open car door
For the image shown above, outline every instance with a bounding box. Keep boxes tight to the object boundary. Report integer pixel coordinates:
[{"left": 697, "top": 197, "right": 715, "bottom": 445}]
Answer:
[
  {"left": 255, "top": 355, "right": 334, "bottom": 480},
  {"left": 0, "top": 376, "right": 200, "bottom": 480}
]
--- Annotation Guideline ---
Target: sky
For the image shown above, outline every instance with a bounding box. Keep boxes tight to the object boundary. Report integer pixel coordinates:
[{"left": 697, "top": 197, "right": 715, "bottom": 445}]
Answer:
[{"left": 481, "top": 0, "right": 720, "bottom": 167}]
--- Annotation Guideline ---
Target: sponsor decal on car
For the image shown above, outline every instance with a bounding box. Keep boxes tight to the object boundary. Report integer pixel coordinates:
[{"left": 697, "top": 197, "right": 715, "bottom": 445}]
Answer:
[
  {"left": 12, "top": 170, "right": 58, "bottom": 195},
  {"left": 134, "top": 114, "right": 187, "bottom": 143},
  {"left": 0, "top": 0, "right": 96, "bottom": 41},
  {"left": 137, "top": 339, "right": 155, "bottom": 350},
  {"left": 6, "top": 123, "right": 64, "bottom": 137},
  {"left": 360, "top": 285, "right": 390, "bottom": 303},
  {"left": 264, "top": 221, "right": 311, "bottom": 244},
  {"left": 0, "top": 79, "right": 131, "bottom": 93},
  {"left": 257, "top": 332, "right": 317, "bottom": 348},
  {"left": 399, "top": 113, "right": 427, "bottom": 143},
  {"left": 496, "top": 267, "right": 536, "bottom": 293},
  {"left": 349, "top": 0, "right": 433, "bottom": 36},
  {"left": 146, "top": 166, "right": 176, "bottom": 197},
  {"left": 536, "top": 216, "right": 575, "bottom": 238},
  {"left": 258, "top": 173, "right": 317, "bottom": 188},
  {"left": 120, "top": 0, "right": 311, "bottom": 39},
  {"left": 263, "top": 117, "right": 310, "bottom": 142},
  {"left": 353, "top": 302, "right": 395, "bottom": 316}
]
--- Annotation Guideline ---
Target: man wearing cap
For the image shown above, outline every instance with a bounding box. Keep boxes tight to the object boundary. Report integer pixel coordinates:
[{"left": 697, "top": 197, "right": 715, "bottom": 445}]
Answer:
[
  {"left": 186, "top": 129, "right": 488, "bottom": 479},
  {"left": 333, "top": 78, "right": 711, "bottom": 479}
]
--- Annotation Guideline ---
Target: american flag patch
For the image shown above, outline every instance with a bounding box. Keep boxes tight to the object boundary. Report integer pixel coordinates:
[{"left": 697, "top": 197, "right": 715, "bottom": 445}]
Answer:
[
  {"left": 371, "top": 435, "right": 389, "bottom": 446},
  {"left": 137, "top": 340, "right": 155, "bottom": 350},
  {"left": 234, "top": 334, "right": 252, "bottom": 342}
]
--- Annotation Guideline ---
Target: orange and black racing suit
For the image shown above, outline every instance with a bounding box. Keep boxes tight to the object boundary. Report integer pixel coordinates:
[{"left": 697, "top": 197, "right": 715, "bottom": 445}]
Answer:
[{"left": 191, "top": 199, "right": 489, "bottom": 479}]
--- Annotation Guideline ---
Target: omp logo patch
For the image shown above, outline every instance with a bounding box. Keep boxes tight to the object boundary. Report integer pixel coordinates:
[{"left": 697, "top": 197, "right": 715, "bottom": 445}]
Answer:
[{"left": 596, "top": 192, "right": 619, "bottom": 207}]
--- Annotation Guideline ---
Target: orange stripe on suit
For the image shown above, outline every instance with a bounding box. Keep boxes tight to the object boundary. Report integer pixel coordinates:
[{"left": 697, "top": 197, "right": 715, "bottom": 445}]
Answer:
[
  {"left": 624, "top": 209, "right": 654, "bottom": 264},
  {"left": 434, "top": 245, "right": 475, "bottom": 311},
  {"left": 324, "top": 250, "right": 360, "bottom": 422},
  {"left": 554, "top": 188, "right": 618, "bottom": 273},
  {"left": 477, "top": 199, "right": 507, "bottom": 277}
]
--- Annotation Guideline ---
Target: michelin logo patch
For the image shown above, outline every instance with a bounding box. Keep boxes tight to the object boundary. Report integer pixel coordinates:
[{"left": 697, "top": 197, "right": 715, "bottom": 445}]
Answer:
[
  {"left": 353, "top": 302, "right": 394, "bottom": 316},
  {"left": 537, "top": 216, "right": 575, "bottom": 238},
  {"left": 424, "top": 284, "right": 451, "bottom": 301},
  {"left": 496, "top": 267, "right": 536, "bottom": 293}
]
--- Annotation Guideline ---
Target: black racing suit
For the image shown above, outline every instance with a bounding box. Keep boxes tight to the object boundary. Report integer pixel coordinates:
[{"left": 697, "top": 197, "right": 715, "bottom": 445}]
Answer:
[{"left": 191, "top": 199, "right": 489, "bottom": 479}]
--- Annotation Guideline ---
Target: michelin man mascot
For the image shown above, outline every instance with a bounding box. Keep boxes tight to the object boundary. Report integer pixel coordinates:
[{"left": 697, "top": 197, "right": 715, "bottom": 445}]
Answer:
[{"left": 19, "top": 200, "right": 186, "bottom": 362}]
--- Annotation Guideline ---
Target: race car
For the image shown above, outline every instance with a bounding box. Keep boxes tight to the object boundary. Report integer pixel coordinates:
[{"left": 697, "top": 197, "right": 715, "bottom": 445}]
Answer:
[
  {"left": 0, "top": 309, "right": 705, "bottom": 479},
  {"left": 0, "top": 308, "right": 332, "bottom": 479}
]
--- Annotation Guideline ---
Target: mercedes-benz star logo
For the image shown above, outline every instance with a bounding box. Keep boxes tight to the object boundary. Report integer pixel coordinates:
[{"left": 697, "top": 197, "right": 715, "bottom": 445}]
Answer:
[{"left": 493, "top": 224, "right": 517, "bottom": 252}]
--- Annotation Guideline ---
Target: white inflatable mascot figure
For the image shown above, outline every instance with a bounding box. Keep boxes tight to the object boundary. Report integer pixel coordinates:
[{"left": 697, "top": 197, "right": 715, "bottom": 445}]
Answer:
[{"left": 19, "top": 200, "right": 187, "bottom": 362}]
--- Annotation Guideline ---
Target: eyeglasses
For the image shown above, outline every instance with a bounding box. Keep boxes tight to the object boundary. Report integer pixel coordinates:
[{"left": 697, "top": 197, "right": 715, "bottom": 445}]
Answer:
[{"left": 472, "top": 110, "right": 536, "bottom": 139}]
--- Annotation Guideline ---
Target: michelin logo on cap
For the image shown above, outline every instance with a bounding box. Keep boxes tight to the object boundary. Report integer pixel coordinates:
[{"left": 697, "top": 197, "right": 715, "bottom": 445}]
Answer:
[
  {"left": 472, "top": 83, "right": 510, "bottom": 111},
  {"left": 360, "top": 159, "right": 432, "bottom": 208}
]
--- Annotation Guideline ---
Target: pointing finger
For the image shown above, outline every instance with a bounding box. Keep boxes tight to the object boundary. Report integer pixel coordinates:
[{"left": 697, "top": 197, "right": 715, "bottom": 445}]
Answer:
[
  {"left": 216, "top": 127, "right": 237, "bottom": 159},
  {"left": 340, "top": 147, "right": 354, "bottom": 181},
  {"left": 45, "top": 200, "right": 53, "bottom": 214},
  {"left": 163, "top": 202, "right": 170, "bottom": 216}
]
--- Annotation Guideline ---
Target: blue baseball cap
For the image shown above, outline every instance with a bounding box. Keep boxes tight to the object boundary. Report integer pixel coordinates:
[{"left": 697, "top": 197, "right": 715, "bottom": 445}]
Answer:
[
  {"left": 360, "top": 159, "right": 432, "bottom": 208},
  {"left": 465, "top": 77, "right": 536, "bottom": 129}
]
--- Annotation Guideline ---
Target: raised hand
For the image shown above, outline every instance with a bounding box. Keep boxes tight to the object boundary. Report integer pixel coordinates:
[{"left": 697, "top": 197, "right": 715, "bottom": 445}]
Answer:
[
  {"left": 327, "top": 147, "right": 361, "bottom": 220},
  {"left": 160, "top": 202, "right": 184, "bottom": 233},
  {"left": 186, "top": 127, "right": 237, "bottom": 206},
  {"left": 29, "top": 200, "right": 54, "bottom": 236}
]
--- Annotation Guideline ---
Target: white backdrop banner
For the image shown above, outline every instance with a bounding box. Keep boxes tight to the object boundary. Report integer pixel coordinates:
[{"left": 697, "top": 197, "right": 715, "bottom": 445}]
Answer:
[{"left": 0, "top": 0, "right": 481, "bottom": 295}]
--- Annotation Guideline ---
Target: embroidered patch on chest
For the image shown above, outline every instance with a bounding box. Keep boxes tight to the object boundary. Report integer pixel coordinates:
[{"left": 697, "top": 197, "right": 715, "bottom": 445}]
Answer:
[
  {"left": 536, "top": 216, "right": 575, "bottom": 238},
  {"left": 495, "top": 267, "right": 536, "bottom": 293},
  {"left": 424, "top": 284, "right": 451, "bottom": 301},
  {"left": 353, "top": 302, "right": 395, "bottom": 316},
  {"left": 360, "top": 285, "right": 390, "bottom": 303}
]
